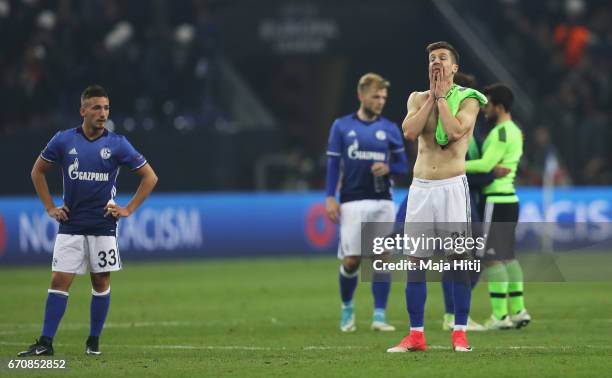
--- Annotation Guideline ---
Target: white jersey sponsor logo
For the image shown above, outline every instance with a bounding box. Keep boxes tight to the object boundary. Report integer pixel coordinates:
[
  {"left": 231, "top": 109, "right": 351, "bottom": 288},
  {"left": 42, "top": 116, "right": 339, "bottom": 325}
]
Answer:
[
  {"left": 347, "top": 140, "right": 385, "bottom": 161},
  {"left": 68, "top": 158, "right": 110, "bottom": 181}
]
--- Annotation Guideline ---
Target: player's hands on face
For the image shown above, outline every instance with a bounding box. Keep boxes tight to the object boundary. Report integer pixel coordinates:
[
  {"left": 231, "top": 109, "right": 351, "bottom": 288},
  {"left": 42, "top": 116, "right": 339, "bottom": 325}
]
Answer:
[
  {"left": 104, "top": 202, "right": 131, "bottom": 220},
  {"left": 371, "top": 162, "right": 390, "bottom": 177},
  {"left": 434, "top": 66, "right": 452, "bottom": 99},
  {"left": 493, "top": 165, "right": 511, "bottom": 178},
  {"left": 325, "top": 196, "right": 340, "bottom": 224},
  {"left": 48, "top": 205, "right": 69, "bottom": 222},
  {"left": 429, "top": 66, "right": 437, "bottom": 99}
]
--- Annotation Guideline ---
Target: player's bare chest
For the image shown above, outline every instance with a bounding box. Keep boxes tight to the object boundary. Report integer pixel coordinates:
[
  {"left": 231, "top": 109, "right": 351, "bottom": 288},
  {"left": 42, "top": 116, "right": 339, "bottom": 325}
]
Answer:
[{"left": 422, "top": 110, "right": 438, "bottom": 134}]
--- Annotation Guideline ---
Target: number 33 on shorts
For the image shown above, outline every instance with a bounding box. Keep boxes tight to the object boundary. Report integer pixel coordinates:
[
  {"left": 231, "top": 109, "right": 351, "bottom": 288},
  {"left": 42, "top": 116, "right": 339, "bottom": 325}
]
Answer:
[
  {"left": 97, "top": 249, "right": 118, "bottom": 268},
  {"left": 52, "top": 234, "right": 122, "bottom": 274}
]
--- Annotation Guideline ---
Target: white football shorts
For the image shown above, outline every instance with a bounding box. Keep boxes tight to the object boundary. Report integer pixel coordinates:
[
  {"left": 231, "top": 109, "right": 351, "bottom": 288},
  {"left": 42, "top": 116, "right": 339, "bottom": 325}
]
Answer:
[
  {"left": 338, "top": 199, "right": 395, "bottom": 259},
  {"left": 52, "top": 234, "right": 122, "bottom": 274},
  {"left": 403, "top": 174, "right": 471, "bottom": 257}
]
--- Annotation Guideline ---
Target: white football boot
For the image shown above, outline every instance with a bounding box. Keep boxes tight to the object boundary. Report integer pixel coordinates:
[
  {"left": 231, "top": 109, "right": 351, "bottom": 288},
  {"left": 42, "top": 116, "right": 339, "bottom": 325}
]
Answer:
[
  {"left": 484, "top": 314, "right": 514, "bottom": 330},
  {"left": 510, "top": 309, "right": 532, "bottom": 329}
]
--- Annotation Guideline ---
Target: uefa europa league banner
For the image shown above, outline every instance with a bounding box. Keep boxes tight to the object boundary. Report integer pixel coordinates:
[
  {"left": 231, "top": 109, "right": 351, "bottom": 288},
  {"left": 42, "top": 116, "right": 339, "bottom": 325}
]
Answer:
[{"left": 0, "top": 188, "right": 611, "bottom": 264}]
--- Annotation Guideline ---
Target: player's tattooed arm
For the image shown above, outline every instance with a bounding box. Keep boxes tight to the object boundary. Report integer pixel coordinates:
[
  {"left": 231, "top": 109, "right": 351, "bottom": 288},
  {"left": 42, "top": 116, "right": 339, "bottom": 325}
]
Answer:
[
  {"left": 106, "top": 163, "right": 158, "bottom": 219},
  {"left": 31, "top": 157, "right": 70, "bottom": 222},
  {"left": 402, "top": 91, "right": 434, "bottom": 140}
]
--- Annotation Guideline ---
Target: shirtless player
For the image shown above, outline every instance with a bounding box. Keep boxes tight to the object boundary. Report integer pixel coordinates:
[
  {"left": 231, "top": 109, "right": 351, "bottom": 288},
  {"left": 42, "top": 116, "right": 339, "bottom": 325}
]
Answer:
[{"left": 387, "top": 41, "right": 487, "bottom": 353}]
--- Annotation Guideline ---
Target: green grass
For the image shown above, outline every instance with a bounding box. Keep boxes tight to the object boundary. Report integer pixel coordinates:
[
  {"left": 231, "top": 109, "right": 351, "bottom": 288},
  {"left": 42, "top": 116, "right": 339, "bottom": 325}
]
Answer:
[{"left": 1, "top": 257, "right": 611, "bottom": 377}]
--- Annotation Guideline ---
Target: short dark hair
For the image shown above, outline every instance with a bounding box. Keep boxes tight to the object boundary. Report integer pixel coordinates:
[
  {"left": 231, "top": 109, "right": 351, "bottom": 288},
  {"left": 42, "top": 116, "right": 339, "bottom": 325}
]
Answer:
[
  {"left": 81, "top": 85, "right": 108, "bottom": 104},
  {"left": 427, "top": 41, "right": 460, "bottom": 64},
  {"left": 483, "top": 83, "right": 514, "bottom": 112}
]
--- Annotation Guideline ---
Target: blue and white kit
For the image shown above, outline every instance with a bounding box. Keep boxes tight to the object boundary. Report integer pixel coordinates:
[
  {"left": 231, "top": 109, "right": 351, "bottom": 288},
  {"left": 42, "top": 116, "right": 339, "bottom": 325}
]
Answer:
[{"left": 41, "top": 126, "right": 147, "bottom": 273}]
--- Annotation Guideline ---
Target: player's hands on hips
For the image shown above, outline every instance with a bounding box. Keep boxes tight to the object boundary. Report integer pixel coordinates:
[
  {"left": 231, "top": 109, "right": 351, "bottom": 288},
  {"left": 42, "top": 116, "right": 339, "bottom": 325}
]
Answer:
[
  {"left": 48, "top": 205, "right": 69, "bottom": 222},
  {"left": 326, "top": 196, "right": 340, "bottom": 224},
  {"left": 104, "top": 201, "right": 131, "bottom": 220},
  {"left": 493, "top": 165, "right": 511, "bottom": 178},
  {"left": 371, "top": 162, "right": 390, "bottom": 177}
]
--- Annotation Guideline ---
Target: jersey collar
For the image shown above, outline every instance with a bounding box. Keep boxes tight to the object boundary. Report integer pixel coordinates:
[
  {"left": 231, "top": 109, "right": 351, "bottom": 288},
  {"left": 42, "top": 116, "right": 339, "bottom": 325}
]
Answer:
[
  {"left": 352, "top": 113, "right": 380, "bottom": 126},
  {"left": 77, "top": 126, "right": 108, "bottom": 142}
]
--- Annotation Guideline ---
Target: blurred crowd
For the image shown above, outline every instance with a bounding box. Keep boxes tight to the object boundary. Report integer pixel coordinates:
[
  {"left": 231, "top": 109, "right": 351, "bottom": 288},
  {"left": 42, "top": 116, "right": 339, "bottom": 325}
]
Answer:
[
  {"left": 0, "top": 0, "right": 220, "bottom": 136},
  {"left": 295, "top": 0, "right": 612, "bottom": 189},
  {"left": 1, "top": 0, "right": 610, "bottom": 188},
  {"left": 482, "top": 0, "right": 612, "bottom": 185}
]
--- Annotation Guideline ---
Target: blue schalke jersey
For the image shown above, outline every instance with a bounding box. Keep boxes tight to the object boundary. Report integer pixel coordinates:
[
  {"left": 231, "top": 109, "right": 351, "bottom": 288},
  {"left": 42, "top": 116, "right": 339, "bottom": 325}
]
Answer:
[
  {"left": 40, "top": 126, "right": 147, "bottom": 236},
  {"left": 327, "top": 114, "right": 405, "bottom": 203}
]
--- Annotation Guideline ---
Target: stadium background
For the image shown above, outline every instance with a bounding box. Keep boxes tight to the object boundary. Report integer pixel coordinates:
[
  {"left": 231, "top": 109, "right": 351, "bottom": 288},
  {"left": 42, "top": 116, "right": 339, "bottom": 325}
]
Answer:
[{"left": 0, "top": 0, "right": 611, "bottom": 376}]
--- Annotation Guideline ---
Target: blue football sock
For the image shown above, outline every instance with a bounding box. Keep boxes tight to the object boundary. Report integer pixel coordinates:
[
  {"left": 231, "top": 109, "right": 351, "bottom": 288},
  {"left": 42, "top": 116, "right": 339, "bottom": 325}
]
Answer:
[
  {"left": 339, "top": 265, "right": 358, "bottom": 307},
  {"left": 442, "top": 281, "right": 454, "bottom": 314},
  {"left": 371, "top": 272, "right": 391, "bottom": 312},
  {"left": 90, "top": 288, "right": 111, "bottom": 337},
  {"left": 406, "top": 268, "right": 427, "bottom": 329},
  {"left": 441, "top": 270, "right": 454, "bottom": 314},
  {"left": 41, "top": 290, "right": 69, "bottom": 338},
  {"left": 452, "top": 270, "right": 472, "bottom": 328}
]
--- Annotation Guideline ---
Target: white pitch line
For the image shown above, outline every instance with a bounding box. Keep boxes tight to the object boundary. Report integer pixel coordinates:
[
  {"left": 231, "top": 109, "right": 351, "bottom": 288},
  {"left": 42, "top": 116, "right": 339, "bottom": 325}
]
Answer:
[
  {"left": 0, "top": 318, "right": 262, "bottom": 331},
  {"left": 4, "top": 318, "right": 612, "bottom": 331},
  {"left": 1, "top": 341, "right": 610, "bottom": 351},
  {"left": 0, "top": 320, "right": 226, "bottom": 329},
  {"left": 0, "top": 341, "right": 275, "bottom": 351},
  {"left": 303, "top": 346, "right": 367, "bottom": 350},
  {"left": 143, "top": 345, "right": 277, "bottom": 351}
]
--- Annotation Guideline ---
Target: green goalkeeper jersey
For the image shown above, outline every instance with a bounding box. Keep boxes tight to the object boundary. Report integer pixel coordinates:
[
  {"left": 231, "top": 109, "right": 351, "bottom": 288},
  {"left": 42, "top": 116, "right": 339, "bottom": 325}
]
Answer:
[{"left": 465, "top": 120, "right": 523, "bottom": 203}]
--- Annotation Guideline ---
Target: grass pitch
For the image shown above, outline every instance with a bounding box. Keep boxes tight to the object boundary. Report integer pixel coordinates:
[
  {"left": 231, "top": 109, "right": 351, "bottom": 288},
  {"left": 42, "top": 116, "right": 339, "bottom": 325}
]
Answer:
[{"left": 1, "top": 257, "right": 611, "bottom": 377}]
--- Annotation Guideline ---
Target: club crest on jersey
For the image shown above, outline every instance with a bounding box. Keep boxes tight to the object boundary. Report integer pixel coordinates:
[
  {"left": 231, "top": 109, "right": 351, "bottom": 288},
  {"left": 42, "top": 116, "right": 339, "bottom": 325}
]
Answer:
[
  {"left": 347, "top": 140, "right": 386, "bottom": 161},
  {"left": 347, "top": 130, "right": 357, "bottom": 137},
  {"left": 100, "top": 147, "right": 112, "bottom": 159},
  {"left": 376, "top": 130, "right": 386, "bottom": 141}
]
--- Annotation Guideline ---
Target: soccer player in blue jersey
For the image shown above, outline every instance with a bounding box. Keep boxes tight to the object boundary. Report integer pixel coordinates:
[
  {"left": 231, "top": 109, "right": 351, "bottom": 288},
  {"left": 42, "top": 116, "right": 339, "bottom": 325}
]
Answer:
[
  {"left": 326, "top": 73, "right": 409, "bottom": 332},
  {"left": 18, "top": 85, "right": 158, "bottom": 357}
]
